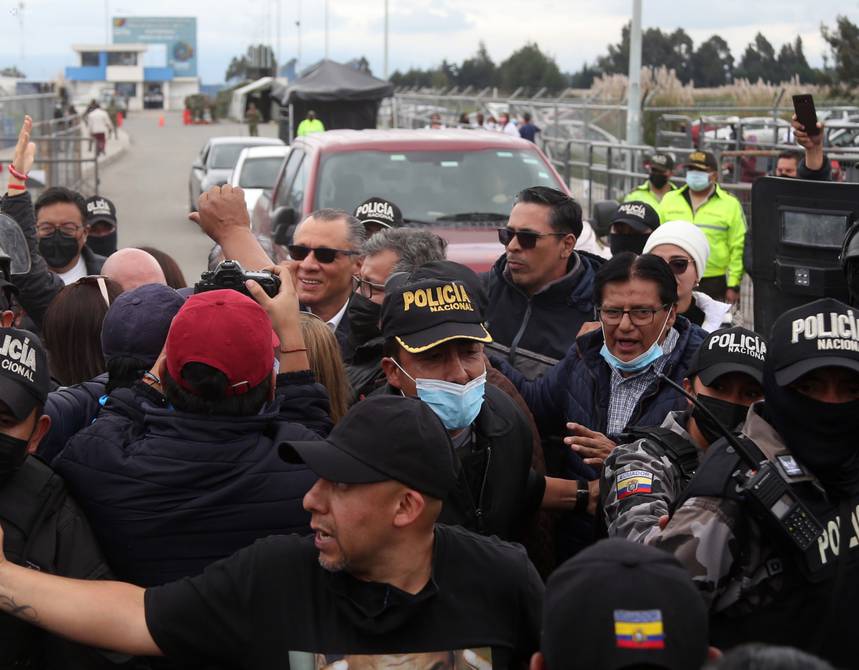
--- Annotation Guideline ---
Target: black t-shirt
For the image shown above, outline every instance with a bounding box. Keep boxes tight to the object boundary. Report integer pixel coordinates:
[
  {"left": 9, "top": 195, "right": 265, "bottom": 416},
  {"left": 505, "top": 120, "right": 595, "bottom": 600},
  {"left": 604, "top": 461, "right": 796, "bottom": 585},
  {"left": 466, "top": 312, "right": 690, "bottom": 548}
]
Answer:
[{"left": 145, "top": 524, "right": 543, "bottom": 670}]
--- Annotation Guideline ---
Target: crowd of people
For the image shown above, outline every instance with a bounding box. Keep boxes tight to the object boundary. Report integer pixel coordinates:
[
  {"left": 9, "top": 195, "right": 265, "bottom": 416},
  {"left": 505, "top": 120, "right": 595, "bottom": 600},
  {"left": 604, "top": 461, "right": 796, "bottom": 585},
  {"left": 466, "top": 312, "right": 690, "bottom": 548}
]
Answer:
[{"left": 0, "top": 110, "right": 855, "bottom": 670}]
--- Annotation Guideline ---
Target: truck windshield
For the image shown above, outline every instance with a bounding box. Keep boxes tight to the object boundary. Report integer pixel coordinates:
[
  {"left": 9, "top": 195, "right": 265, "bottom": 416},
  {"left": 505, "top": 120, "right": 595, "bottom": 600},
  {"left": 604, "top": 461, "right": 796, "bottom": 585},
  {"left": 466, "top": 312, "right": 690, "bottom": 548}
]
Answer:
[{"left": 314, "top": 149, "right": 562, "bottom": 224}]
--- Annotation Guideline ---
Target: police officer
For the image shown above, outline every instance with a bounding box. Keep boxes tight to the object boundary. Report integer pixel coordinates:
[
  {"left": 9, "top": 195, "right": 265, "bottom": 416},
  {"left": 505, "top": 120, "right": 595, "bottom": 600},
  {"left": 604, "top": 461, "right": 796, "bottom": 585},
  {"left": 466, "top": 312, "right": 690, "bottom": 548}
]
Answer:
[
  {"left": 607, "top": 201, "right": 660, "bottom": 256},
  {"left": 839, "top": 211, "right": 859, "bottom": 307},
  {"left": 624, "top": 152, "right": 676, "bottom": 211},
  {"left": 653, "top": 298, "right": 859, "bottom": 666},
  {"left": 602, "top": 326, "right": 766, "bottom": 543},
  {"left": 0, "top": 325, "right": 117, "bottom": 667},
  {"left": 658, "top": 150, "right": 746, "bottom": 304}
]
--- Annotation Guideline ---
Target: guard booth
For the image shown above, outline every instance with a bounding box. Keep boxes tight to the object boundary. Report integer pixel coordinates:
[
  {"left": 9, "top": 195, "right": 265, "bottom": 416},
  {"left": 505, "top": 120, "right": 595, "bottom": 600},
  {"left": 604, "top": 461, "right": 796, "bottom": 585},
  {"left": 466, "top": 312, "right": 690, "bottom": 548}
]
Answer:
[{"left": 750, "top": 177, "right": 859, "bottom": 334}]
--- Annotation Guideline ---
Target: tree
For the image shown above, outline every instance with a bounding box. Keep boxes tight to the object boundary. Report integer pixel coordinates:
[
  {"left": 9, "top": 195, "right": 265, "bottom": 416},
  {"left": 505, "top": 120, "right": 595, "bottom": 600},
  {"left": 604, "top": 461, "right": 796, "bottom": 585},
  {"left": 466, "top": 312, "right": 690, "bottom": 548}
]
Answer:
[
  {"left": 570, "top": 62, "right": 600, "bottom": 88},
  {"left": 225, "top": 55, "right": 249, "bottom": 82},
  {"left": 734, "top": 33, "right": 778, "bottom": 82},
  {"left": 497, "top": 43, "right": 566, "bottom": 93},
  {"left": 457, "top": 42, "right": 495, "bottom": 89},
  {"left": 596, "top": 24, "right": 695, "bottom": 82},
  {"left": 691, "top": 35, "right": 734, "bottom": 87},
  {"left": 822, "top": 15, "right": 859, "bottom": 86},
  {"left": 777, "top": 36, "right": 816, "bottom": 83}
]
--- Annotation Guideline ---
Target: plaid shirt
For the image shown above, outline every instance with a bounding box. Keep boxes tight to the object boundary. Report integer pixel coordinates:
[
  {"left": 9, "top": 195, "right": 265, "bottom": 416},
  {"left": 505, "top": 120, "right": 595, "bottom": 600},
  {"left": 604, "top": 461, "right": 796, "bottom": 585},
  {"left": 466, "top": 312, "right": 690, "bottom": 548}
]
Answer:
[{"left": 606, "top": 328, "right": 680, "bottom": 437}]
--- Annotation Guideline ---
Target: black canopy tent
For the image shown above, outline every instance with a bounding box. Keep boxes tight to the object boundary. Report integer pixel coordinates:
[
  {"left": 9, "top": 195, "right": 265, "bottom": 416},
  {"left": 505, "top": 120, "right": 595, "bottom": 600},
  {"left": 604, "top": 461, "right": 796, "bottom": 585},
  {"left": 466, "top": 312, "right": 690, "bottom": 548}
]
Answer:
[{"left": 273, "top": 60, "right": 394, "bottom": 140}]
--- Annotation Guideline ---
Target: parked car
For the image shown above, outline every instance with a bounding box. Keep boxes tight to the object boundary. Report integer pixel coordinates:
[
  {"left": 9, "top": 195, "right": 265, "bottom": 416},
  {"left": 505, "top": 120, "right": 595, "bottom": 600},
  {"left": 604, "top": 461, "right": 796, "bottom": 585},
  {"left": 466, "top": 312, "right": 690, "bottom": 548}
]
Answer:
[
  {"left": 189, "top": 136, "right": 284, "bottom": 211},
  {"left": 251, "top": 129, "right": 569, "bottom": 271},
  {"left": 229, "top": 145, "right": 290, "bottom": 218}
]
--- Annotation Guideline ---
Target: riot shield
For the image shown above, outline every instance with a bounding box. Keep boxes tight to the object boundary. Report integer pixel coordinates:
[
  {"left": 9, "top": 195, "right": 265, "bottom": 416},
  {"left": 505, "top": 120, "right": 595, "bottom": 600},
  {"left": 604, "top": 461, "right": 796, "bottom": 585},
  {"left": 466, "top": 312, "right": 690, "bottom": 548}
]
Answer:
[{"left": 750, "top": 177, "right": 859, "bottom": 335}]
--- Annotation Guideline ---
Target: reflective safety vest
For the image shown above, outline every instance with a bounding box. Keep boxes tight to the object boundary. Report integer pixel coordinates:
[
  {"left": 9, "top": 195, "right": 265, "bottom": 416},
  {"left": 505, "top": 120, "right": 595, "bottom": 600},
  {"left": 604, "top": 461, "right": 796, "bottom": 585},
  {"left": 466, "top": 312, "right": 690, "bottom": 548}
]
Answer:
[
  {"left": 658, "top": 184, "right": 747, "bottom": 286},
  {"left": 623, "top": 181, "right": 676, "bottom": 214}
]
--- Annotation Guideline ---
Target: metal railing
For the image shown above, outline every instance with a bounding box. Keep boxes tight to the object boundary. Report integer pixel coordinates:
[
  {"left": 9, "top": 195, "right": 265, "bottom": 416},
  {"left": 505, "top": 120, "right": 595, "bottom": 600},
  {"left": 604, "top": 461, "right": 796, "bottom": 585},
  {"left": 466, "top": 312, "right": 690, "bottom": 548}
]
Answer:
[
  {"left": 0, "top": 93, "right": 57, "bottom": 149},
  {"left": 0, "top": 126, "right": 99, "bottom": 195}
]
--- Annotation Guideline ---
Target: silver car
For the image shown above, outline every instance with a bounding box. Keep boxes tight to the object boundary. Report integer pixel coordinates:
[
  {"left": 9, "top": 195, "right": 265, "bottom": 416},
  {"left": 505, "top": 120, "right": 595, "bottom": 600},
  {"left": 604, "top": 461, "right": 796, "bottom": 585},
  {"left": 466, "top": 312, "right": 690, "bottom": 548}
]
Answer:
[
  {"left": 229, "top": 145, "right": 290, "bottom": 218},
  {"left": 188, "top": 136, "right": 284, "bottom": 211}
]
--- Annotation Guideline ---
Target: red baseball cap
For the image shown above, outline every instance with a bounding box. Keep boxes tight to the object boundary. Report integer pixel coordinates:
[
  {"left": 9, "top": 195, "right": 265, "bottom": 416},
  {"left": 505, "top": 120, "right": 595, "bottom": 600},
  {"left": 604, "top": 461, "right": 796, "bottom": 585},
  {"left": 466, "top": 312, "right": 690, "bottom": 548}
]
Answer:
[{"left": 165, "top": 289, "right": 276, "bottom": 396}]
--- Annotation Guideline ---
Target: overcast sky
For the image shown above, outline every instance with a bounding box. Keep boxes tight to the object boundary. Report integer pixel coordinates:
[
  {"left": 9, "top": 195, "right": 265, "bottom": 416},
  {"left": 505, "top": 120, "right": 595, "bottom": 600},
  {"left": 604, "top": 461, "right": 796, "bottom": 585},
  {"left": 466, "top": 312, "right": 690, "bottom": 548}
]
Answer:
[{"left": 2, "top": 0, "right": 856, "bottom": 84}]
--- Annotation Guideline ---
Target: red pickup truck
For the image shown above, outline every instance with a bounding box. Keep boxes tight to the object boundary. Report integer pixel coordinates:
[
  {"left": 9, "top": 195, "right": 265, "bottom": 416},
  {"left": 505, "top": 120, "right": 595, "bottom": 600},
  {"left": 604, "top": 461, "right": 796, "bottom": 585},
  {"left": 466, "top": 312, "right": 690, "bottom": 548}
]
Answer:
[{"left": 251, "top": 128, "right": 570, "bottom": 272}]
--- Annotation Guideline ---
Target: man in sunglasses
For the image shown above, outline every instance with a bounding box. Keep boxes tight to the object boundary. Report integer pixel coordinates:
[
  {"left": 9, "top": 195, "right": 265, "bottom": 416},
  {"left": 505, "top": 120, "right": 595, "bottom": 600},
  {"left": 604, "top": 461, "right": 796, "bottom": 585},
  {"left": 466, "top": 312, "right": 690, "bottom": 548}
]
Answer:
[
  {"left": 602, "top": 326, "right": 765, "bottom": 544},
  {"left": 287, "top": 209, "right": 366, "bottom": 358},
  {"left": 484, "top": 186, "right": 604, "bottom": 377}
]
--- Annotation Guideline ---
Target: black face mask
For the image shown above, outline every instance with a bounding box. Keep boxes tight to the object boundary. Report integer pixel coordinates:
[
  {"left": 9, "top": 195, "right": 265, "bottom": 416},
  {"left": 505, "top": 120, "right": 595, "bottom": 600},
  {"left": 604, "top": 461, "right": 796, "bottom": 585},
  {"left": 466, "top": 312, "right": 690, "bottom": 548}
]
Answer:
[
  {"left": 86, "top": 231, "right": 117, "bottom": 257},
  {"left": 609, "top": 233, "right": 647, "bottom": 256},
  {"left": 691, "top": 394, "right": 749, "bottom": 445},
  {"left": 347, "top": 292, "right": 382, "bottom": 344},
  {"left": 762, "top": 369, "right": 859, "bottom": 499},
  {"left": 39, "top": 231, "right": 81, "bottom": 270},
  {"left": 0, "top": 432, "right": 30, "bottom": 486},
  {"left": 649, "top": 172, "right": 669, "bottom": 189}
]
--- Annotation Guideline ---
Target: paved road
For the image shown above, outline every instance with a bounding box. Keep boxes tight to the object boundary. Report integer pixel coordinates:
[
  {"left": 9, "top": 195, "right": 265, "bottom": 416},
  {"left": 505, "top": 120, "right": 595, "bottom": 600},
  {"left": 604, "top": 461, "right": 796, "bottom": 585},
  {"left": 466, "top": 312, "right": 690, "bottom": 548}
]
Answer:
[{"left": 101, "top": 110, "right": 279, "bottom": 284}]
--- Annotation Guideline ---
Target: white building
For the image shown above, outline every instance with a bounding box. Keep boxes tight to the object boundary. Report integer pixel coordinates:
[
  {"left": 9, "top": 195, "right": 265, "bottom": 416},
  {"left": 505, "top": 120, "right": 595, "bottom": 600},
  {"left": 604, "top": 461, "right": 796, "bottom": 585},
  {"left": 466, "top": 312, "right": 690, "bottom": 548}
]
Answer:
[{"left": 65, "top": 44, "right": 199, "bottom": 111}]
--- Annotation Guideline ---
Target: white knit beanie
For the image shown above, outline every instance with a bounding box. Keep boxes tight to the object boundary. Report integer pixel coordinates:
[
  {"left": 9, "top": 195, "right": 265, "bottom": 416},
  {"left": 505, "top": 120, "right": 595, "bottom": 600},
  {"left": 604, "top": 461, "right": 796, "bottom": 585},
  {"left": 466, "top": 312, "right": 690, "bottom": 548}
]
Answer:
[{"left": 643, "top": 220, "right": 710, "bottom": 278}]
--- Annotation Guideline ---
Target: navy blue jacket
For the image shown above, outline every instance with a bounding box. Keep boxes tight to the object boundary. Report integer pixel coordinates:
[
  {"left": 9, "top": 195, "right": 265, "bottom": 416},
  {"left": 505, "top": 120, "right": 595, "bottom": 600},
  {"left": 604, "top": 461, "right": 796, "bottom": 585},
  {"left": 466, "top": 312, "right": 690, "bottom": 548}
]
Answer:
[
  {"left": 496, "top": 316, "right": 706, "bottom": 481},
  {"left": 52, "top": 371, "right": 332, "bottom": 587},
  {"left": 39, "top": 373, "right": 108, "bottom": 464},
  {"left": 484, "top": 251, "right": 604, "bottom": 364}
]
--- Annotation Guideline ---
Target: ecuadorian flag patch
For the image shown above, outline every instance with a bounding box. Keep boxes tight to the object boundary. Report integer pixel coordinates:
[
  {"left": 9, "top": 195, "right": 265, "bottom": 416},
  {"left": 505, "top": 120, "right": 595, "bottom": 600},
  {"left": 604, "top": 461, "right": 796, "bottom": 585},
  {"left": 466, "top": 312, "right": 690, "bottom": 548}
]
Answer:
[
  {"left": 614, "top": 609, "right": 665, "bottom": 649},
  {"left": 616, "top": 470, "right": 653, "bottom": 500}
]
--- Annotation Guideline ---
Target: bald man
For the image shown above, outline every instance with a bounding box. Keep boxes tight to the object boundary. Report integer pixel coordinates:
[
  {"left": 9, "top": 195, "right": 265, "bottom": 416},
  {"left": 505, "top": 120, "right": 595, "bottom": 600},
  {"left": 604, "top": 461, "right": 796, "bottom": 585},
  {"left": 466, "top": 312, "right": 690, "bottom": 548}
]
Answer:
[{"left": 102, "top": 248, "right": 166, "bottom": 291}]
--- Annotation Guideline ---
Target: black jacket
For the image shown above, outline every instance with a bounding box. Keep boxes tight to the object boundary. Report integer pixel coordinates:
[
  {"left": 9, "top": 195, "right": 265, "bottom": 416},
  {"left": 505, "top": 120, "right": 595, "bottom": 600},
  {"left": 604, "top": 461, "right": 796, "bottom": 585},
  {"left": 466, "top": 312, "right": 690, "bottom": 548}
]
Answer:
[
  {"left": 0, "top": 456, "right": 120, "bottom": 668},
  {"left": 345, "top": 335, "right": 386, "bottom": 401},
  {"left": 53, "top": 371, "right": 333, "bottom": 587},
  {"left": 483, "top": 251, "right": 604, "bottom": 367},
  {"left": 39, "top": 373, "right": 108, "bottom": 464},
  {"left": 0, "top": 192, "right": 64, "bottom": 329},
  {"left": 380, "top": 383, "right": 545, "bottom": 541},
  {"left": 80, "top": 246, "right": 106, "bottom": 275}
]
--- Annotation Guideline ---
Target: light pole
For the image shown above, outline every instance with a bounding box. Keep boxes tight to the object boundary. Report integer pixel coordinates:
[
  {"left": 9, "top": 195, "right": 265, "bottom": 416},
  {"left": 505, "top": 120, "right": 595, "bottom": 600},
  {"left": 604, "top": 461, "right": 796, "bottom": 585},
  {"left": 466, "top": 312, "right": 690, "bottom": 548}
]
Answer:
[
  {"left": 626, "top": 0, "right": 643, "bottom": 146},
  {"left": 296, "top": 0, "right": 302, "bottom": 71},
  {"left": 324, "top": 0, "right": 329, "bottom": 59},
  {"left": 383, "top": 0, "right": 389, "bottom": 79}
]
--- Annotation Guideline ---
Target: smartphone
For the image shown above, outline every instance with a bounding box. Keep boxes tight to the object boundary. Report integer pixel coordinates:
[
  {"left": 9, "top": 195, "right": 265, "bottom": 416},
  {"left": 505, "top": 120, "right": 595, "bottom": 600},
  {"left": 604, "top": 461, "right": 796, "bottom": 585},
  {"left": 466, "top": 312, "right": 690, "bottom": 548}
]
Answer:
[{"left": 792, "top": 94, "right": 820, "bottom": 136}]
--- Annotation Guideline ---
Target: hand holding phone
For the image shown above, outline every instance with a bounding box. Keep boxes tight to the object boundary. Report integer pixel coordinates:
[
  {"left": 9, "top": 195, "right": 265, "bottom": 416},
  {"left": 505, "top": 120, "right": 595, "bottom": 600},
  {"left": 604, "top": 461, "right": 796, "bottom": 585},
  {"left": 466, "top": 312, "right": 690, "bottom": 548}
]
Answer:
[{"left": 792, "top": 94, "right": 820, "bottom": 137}]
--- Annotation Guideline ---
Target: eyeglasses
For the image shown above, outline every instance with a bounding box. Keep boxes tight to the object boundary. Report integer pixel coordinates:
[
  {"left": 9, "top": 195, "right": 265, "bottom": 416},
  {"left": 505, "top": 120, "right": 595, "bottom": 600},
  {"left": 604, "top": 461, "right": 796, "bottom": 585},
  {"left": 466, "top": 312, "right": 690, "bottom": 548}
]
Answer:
[
  {"left": 75, "top": 275, "right": 112, "bottom": 308},
  {"left": 597, "top": 304, "right": 670, "bottom": 326},
  {"left": 36, "top": 222, "right": 84, "bottom": 238},
  {"left": 497, "top": 228, "right": 569, "bottom": 250},
  {"left": 352, "top": 275, "right": 386, "bottom": 300},
  {"left": 287, "top": 244, "right": 359, "bottom": 264},
  {"left": 666, "top": 257, "right": 691, "bottom": 275}
]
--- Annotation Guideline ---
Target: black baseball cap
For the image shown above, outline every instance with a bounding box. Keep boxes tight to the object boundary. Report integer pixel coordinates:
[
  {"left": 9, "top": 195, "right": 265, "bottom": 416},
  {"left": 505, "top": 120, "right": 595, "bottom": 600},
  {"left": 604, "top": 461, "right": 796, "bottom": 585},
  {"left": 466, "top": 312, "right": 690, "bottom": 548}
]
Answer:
[
  {"left": 396, "top": 260, "right": 488, "bottom": 315},
  {"left": 542, "top": 539, "right": 708, "bottom": 670},
  {"left": 648, "top": 152, "right": 674, "bottom": 173},
  {"left": 684, "top": 150, "right": 718, "bottom": 172},
  {"left": 353, "top": 197, "right": 403, "bottom": 230},
  {"left": 381, "top": 277, "right": 491, "bottom": 354},
  {"left": 0, "top": 328, "right": 50, "bottom": 421},
  {"left": 611, "top": 201, "right": 660, "bottom": 234},
  {"left": 101, "top": 284, "right": 186, "bottom": 367},
  {"left": 280, "top": 395, "right": 459, "bottom": 499},
  {"left": 768, "top": 298, "right": 859, "bottom": 386},
  {"left": 85, "top": 195, "right": 117, "bottom": 227},
  {"left": 687, "top": 326, "right": 767, "bottom": 386}
]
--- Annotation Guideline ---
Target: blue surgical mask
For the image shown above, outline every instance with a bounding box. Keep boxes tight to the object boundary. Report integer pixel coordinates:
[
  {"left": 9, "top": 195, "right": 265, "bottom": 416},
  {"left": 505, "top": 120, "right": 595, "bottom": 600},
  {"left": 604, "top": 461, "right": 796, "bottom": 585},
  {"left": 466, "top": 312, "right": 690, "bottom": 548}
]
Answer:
[
  {"left": 391, "top": 359, "right": 487, "bottom": 430},
  {"left": 685, "top": 170, "right": 711, "bottom": 192},
  {"left": 599, "top": 312, "right": 671, "bottom": 374}
]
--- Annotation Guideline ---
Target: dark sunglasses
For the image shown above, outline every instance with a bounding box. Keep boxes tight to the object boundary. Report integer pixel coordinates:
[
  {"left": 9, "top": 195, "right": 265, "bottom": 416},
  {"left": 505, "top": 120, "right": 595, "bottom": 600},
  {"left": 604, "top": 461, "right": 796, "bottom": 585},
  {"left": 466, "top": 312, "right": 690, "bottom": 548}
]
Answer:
[
  {"left": 287, "top": 244, "right": 359, "bottom": 264},
  {"left": 497, "top": 227, "right": 568, "bottom": 250},
  {"left": 666, "top": 257, "right": 691, "bottom": 275}
]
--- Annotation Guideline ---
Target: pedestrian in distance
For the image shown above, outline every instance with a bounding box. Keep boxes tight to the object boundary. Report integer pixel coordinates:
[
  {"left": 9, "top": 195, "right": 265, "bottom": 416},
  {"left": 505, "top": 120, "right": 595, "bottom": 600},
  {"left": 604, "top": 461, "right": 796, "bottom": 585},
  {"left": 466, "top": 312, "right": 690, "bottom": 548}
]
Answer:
[
  {"left": 245, "top": 102, "right": 261, "bottom": 137},
  {"left": 297, "top": 110, "right": 325, "bottom": 136},
  {"left": 85, "top": 102, "right": 113, "bottom": 156},
  {"left": 518, "top": 112, "right": 541, "bottom": 143}
]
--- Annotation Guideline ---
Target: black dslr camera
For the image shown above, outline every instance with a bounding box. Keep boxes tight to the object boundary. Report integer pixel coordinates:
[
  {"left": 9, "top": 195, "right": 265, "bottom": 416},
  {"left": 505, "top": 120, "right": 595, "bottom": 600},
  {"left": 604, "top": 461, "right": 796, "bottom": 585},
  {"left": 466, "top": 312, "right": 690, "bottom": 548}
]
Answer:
[{"left": 194, "top": 260, "right": 281, "bottom": 299}]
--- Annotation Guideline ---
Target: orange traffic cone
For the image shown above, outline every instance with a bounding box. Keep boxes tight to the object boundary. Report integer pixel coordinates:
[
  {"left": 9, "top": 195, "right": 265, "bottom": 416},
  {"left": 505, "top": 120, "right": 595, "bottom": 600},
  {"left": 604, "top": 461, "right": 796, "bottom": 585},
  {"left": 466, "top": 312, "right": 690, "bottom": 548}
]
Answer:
[{"left": 158, "top": 115, "right": 165, "bottom": 127}]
